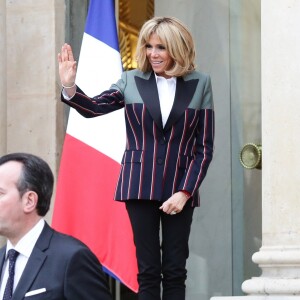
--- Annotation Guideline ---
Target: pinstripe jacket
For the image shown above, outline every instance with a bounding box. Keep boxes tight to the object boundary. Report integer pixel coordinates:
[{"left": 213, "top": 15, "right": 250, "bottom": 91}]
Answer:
[{"left": 62, "top": 69, "right": 214, "bottom": 207}]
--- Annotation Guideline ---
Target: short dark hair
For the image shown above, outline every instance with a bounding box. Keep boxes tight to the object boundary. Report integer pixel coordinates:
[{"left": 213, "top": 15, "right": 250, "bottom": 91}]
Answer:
[{"left": 0, "top": 152, "right": 54, "bottom": 216}]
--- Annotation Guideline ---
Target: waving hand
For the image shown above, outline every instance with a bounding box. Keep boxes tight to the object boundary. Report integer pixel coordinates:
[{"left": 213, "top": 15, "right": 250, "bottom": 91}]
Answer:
[{"left": 58, "top": 43, "right": 77, "bottom": 90}]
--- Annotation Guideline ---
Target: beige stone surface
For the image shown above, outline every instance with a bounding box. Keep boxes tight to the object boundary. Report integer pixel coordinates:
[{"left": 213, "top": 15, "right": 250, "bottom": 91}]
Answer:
[
  {"left": 5, "top": 0, "right": 66, "bottom": 224},
  {"left": 261, "top": 0, "right": 300, "bottom": 247},
  {"left": 212, "top": 0, "right": 300, "bottom": 298},
  {"left": 0, "top": 0, "right": 7, "bottom": 156}
]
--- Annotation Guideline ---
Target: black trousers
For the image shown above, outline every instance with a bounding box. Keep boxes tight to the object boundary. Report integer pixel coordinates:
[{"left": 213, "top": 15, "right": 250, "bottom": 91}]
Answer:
[{"left": 126, "top": 200, "right": 194, "bottom": 300}]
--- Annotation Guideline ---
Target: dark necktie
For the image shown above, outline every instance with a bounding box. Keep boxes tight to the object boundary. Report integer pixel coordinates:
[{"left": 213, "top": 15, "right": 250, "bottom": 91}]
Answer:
[{"left": 2, "top": 249, "right": 19, "bottom": 300}]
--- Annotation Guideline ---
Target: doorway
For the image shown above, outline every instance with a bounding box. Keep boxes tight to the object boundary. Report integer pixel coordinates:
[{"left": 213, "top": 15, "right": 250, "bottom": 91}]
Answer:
[{"left": 65, "top": 1, "right": 262, "bottom": 299}]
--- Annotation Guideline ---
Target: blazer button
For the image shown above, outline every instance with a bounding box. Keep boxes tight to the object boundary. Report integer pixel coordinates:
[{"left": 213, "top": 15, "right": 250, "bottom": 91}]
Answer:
[{"left": 157, "top": 158, "right": 164, "bottom": 165}]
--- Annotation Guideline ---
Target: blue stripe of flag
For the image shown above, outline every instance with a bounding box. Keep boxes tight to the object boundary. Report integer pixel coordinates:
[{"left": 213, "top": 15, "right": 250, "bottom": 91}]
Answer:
[
  {"left": 102, "top": 266, "right": 122, "bottom": 282},
  {"left": 85, "top": 0, "right": 119, "bottom": 51}
]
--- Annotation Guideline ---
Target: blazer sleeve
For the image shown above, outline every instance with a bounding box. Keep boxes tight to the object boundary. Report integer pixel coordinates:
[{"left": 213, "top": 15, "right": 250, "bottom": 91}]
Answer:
[
  {"left": 64, "top": 247, "right": 112, "bottom": 300},
  {"left": 179, "top": 75, "right": 215, "bottom": 195},
  {"left": 61, "top": 76, "right": 126, "bottom": 118}
]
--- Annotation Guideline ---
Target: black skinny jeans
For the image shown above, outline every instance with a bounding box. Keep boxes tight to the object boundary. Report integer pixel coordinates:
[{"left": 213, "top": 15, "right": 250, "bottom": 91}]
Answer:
[{"left": 126, "top": 200, "right": 194, "bottom": 300}]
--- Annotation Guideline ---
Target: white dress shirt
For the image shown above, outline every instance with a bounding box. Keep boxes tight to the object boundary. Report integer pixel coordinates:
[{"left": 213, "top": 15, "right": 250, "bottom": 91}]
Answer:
[{"left": 0, "top": 219, "right": 45, "bottom": 298}]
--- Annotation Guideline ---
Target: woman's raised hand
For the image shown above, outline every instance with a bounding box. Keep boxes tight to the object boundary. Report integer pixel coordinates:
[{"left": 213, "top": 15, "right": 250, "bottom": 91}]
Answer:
[{"left": 58, "top": 43, "right": 77, "bottom": 87}]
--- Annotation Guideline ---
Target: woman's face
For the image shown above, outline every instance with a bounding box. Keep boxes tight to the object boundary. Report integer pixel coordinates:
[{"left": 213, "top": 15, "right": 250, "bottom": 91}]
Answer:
[{"left": 146, "top": 33, "right": 173, "bottom": 78}]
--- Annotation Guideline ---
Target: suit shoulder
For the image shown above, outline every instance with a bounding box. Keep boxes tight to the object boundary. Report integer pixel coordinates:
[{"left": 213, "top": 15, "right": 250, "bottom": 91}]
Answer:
[
  {"left": 113, "top": 69, "right": 145, "bottom": 88},
  {"left": 125, "top": 69, "right": 144, "bottom": 77},
  {"left": 123, "top": 69, "right": 151, "bottom": 80},
  {"left": 183, "top": 70, "right": 211, "bottom": 81},
  {"left": 50, "top": 229, "right": 91, "bottom": 253}
]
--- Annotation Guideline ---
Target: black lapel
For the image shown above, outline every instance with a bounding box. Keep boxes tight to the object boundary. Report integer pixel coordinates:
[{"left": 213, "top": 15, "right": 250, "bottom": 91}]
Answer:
[
  {"left": 135, "top": 72, "right": 164, "bottom": 132},
  {"left": 12, "top": 223, "right": 53, "bottom": 300},
  {"left": 164, "top": 77, "right": 199, "bottom": 131},
  {"left": 0, "top": 246, "right": 6, "bottom": 273}
]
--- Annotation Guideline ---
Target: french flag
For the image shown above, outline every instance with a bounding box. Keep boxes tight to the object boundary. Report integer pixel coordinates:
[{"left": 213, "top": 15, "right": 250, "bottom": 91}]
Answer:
[{"left": 52, "top": 0, "right": 138, "bottom": 293}]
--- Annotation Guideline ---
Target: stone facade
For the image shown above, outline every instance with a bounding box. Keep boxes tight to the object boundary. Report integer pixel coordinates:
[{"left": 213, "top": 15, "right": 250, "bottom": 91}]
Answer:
[
  {"left": 1, "top": 0, "right": 66, "bottom": 231},
  {"left": 2, "top": 0, "right": 300, "bottom": 299},
  {"left": 212, "top": 0, "right": 300, "bottom": 298}
]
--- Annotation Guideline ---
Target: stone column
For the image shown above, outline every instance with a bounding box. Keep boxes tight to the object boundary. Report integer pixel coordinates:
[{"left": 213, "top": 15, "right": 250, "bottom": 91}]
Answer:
[
  {"left": 0, "top": 0, "right": 6, "bottom": 156},
  {"left": 6, "top": 0, "right": 65, "bottom": 224},
  {"left": 211, "top": 1, "right": 300, "bottom": 299},
  {"left": 0, "top": 0, "right": 7, "bottom": 248}
]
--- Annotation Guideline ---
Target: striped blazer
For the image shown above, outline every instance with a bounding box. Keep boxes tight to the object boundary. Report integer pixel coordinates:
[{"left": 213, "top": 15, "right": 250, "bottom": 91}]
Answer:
[{"left": 62, "top": 69, "right": 214, "bottom": 206}]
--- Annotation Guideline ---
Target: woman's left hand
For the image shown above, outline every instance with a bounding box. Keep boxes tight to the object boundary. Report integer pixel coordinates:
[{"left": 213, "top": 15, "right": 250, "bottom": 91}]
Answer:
[{"left": 159, "top": 192, "right": 190, "bottom": 215}]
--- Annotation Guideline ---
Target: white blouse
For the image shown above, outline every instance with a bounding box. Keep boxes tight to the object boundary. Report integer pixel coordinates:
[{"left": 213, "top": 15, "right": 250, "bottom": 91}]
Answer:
[{"left": 155, "top": 74, "right": 176, "bottom": 127}]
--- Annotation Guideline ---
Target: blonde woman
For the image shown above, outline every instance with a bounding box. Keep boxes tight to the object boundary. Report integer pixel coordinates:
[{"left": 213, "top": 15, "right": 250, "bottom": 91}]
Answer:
[{"left": 58, "top": 16, "right": 214, "bottom": 300}]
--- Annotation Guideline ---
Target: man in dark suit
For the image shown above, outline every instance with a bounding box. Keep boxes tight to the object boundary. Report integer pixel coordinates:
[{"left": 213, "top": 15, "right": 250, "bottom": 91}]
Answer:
[{"left": 0, "top": 152, "right": 112, "bottom": 300}]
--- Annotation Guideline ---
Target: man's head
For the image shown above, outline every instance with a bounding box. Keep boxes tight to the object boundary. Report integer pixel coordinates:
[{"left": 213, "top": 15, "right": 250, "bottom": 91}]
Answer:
[{"left": 0, "top": 153, "right": 54, "bottom": 244}]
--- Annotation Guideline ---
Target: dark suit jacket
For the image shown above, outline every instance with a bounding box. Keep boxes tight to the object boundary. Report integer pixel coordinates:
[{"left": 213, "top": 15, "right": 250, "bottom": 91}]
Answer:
[
  {"left": 0, "top": 223, "right": 112, "bottom": 300},
  {"left": 62, "top": 69, "right": 214, "bottom": 206}
]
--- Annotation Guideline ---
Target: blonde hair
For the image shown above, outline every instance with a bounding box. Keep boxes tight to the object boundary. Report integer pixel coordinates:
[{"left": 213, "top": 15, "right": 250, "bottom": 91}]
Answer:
[{"left": 135, "top": 16, "right": 196, "bottom": 77}]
